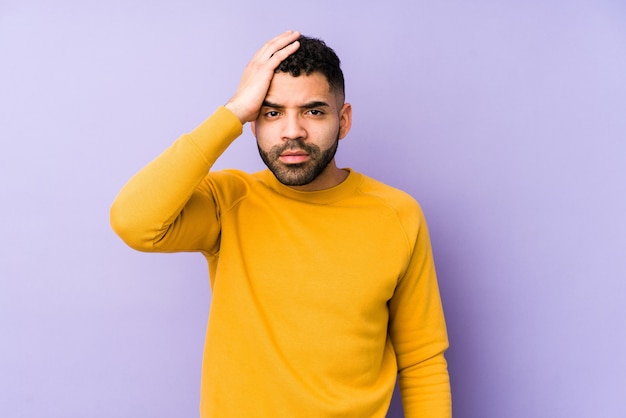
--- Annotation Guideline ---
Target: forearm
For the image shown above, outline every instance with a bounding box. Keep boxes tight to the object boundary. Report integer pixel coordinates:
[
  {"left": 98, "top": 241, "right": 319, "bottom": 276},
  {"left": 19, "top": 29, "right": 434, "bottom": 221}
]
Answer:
[
  {"left": 399, "top": 352, "right": 451, "bottom": 418},
  {"left": 110, "top": 106, "right": 242, "bottom": 251}
]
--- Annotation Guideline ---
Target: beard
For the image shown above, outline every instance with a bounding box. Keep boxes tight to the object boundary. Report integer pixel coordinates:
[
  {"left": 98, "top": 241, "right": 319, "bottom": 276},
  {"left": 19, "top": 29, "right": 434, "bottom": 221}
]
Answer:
[{"left": 257, "top": 135, "right": 339, "bottom": 187}]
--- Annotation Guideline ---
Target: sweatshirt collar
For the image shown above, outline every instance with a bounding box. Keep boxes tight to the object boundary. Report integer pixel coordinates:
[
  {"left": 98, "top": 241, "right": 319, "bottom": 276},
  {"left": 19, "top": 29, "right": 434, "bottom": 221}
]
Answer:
[{"left": 260, "top": 168, "right": 361, "bottom": 205}]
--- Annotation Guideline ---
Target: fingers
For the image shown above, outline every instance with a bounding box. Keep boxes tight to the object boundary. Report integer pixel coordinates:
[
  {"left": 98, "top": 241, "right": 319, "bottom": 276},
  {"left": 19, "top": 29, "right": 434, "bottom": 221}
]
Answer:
[
  {"left": 256, "top": 30, "right": 301, "bottom": 64},
  {"left": 269, "top": 39, "right": 300, "bottom": 63}
]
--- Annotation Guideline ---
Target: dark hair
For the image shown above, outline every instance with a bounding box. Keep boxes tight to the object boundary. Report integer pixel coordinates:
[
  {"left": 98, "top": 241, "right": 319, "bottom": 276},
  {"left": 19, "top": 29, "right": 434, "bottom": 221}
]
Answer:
[{"left": 276, "top": 35, "right": 345, "bottom": 99}]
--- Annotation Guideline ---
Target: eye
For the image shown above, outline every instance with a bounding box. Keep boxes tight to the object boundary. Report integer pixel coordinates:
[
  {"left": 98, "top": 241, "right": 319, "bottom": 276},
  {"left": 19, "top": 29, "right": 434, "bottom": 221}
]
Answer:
[
  {"left": 307, "top": 109, "right": 324, "bottom": 116},
  {"left": 265, "top": 110, "right": 280, "bottom": 118}
]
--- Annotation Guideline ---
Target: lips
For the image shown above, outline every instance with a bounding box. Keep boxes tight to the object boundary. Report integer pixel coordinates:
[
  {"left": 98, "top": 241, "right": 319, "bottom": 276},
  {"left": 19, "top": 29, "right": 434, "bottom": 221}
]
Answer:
[
  {"left": 281, "top": 150, "right": 308, "bottom": 156},
  {"left": 279, "top": 150, "right": 309, "bottom": 164}
]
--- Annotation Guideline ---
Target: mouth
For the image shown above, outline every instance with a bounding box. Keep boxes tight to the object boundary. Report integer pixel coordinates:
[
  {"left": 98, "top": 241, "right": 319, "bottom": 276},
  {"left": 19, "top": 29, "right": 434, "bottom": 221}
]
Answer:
[{"left": 279, "top": 150, "right": 310, "bottom": 164}]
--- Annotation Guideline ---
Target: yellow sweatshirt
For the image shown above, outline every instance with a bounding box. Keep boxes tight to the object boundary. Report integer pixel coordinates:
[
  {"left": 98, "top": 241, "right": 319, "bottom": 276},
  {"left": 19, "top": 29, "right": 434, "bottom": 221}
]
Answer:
[{"left": 110, "top": 107, "right": 451, "bottom": 417}]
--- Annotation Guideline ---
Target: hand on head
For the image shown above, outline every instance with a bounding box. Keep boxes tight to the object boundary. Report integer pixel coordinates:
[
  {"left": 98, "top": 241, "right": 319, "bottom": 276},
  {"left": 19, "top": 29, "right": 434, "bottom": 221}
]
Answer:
[{"left": 225, "top": 31, "right": 301, "bottom": 124}]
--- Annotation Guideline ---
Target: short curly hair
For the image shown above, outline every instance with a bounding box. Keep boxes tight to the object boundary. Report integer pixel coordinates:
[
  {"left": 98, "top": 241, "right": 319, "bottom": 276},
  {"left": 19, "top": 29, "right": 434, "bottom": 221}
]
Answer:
[{"left": 276, "top": 35, "right": 345, "bottom": 99}]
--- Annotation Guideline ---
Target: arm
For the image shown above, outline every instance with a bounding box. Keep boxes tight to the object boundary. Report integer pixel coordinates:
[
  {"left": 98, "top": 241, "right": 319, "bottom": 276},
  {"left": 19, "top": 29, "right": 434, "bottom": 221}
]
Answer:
[
  {"left": 110, "top": 31, "right": 301, "bottom": 252},
  {"left": 109, "top": 108, "right": 242, "bottom": 252},
  {"left": 389, "top": 209, "right": 451, "bottom": 418}
]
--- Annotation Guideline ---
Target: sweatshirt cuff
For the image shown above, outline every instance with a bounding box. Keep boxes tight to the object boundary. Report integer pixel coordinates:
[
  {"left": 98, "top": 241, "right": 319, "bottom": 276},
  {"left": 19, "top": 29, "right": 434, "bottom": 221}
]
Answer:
[{"left": 187, "top": 106, "right": 244, "bottom": 165}]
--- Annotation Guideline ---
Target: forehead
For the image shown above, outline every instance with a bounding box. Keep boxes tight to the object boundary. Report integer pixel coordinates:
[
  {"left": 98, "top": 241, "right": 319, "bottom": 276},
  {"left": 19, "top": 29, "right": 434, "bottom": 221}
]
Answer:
[{"left": 265, "top": 72, "right": 336, "bottom": 105}]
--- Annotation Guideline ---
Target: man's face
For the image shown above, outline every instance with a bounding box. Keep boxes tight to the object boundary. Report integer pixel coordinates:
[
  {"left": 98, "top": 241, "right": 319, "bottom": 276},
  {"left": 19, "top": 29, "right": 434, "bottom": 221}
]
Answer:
[{"left": 252, "top": 72, "right": 351, "bottom": 191}]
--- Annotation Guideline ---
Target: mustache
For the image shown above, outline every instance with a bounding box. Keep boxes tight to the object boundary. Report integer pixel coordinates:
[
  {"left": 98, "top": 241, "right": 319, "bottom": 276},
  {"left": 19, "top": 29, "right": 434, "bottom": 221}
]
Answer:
[{"left": 271, "top": 139, "right": 319, "bottom": 157}]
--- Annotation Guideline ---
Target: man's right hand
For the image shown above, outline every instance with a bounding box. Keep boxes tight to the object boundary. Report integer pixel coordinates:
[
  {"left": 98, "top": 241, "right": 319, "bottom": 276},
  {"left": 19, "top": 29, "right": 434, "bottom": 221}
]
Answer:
[{"left": 225, "top": 30, "right": 301, "bottom": 124}]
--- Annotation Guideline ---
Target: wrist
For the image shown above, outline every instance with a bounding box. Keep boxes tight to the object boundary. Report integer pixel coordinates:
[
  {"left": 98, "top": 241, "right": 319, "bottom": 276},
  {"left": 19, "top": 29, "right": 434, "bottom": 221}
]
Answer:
[{"left": 224, "top": 101, "right": 251, "bottom": 124}]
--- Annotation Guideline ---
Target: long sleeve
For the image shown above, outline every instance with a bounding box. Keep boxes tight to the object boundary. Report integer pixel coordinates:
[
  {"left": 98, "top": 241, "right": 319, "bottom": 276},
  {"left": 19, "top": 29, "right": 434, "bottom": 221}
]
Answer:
[
  {"left": 389, "top": 207, "right": 451, "bottom": 417},
  {"left": 110, "top": 106, "right": 242, "bottom": 252}
]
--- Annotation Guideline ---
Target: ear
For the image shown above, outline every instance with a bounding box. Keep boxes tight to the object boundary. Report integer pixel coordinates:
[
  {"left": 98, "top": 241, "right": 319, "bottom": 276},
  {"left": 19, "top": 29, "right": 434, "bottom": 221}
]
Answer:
[
  {"left": 338, "top": 102, "right": 352, "bottom": 140},
  {"left": 250, "top": 121, "right": 257, "bottom": 137}
]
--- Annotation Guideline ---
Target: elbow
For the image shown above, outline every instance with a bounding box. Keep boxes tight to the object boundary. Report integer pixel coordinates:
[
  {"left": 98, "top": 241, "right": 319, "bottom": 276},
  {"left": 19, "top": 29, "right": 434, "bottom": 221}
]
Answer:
[{"left": 109, "top": 200, "right": 154, "bottom": 252}]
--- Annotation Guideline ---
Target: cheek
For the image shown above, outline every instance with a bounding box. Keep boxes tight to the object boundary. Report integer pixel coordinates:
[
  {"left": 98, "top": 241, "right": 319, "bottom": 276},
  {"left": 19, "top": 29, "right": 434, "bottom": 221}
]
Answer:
[
  {"left": 317, "top": 122, "right": 341, "bottom": 144},
  {"left": 253, "top": 122, "right": 273, "bottom": 144}
]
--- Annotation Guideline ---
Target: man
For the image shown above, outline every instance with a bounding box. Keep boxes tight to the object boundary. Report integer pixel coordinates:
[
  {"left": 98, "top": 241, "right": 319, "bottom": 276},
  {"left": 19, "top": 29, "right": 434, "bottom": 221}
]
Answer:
[{"left": 111, "top": 31, "right": 451, "bottom": 417}]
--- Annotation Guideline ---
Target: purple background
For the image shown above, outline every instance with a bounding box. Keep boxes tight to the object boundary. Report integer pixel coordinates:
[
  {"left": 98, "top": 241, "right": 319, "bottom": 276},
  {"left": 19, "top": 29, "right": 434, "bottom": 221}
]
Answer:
[{"left": 1, "top": 1, "right": 625, "bottom": 417}]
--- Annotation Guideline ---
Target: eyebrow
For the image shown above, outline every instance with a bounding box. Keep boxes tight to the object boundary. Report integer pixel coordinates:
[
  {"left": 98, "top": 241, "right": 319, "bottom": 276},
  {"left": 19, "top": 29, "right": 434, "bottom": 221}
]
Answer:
[{"left": 261, "top": 100, "right": 331, "bottom": 110}]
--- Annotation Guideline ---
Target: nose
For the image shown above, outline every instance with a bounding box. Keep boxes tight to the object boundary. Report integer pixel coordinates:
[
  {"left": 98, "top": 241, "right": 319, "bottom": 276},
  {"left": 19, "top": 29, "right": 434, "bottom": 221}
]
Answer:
[{"left": 281, "top": 112, "right": 307, "bottom": 141}]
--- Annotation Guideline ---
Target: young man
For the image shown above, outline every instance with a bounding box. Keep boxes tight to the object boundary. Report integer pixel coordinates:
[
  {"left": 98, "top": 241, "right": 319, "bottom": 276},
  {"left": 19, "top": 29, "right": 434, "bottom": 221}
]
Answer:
[{"left": 111, "top": 31, "right": 451, "bottom": 417}]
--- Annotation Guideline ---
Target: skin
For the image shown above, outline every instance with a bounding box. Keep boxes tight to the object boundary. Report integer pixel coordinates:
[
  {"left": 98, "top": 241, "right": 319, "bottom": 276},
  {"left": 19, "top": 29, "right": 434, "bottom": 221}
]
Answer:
[{"left": 225, "top": 31, "right": 352, "bottom": 191}]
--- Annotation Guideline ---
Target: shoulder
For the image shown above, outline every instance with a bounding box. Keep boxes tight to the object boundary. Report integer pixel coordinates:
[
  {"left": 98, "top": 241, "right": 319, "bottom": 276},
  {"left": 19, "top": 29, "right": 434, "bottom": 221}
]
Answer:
[
  {"left": 355, "top": 173, "right": 423, "bottom": 215},
  {"left": 205, "top": 169, "right": 251, "bottom": 185},
  {"left": 200, "top": 169, "right": 257, "bottom": 206},
  {"left": 353, "top": 172, "right": 427, "bottom": 238}
]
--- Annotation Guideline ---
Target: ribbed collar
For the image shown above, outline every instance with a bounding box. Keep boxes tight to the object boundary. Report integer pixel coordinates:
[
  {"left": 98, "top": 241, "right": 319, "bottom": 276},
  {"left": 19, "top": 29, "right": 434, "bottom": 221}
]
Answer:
[{"left": 260, "top": 168, "right": 362, "bottom": 205}]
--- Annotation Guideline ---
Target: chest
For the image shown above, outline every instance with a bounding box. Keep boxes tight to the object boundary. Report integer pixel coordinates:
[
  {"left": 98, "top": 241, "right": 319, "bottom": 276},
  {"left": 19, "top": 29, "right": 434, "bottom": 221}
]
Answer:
[{"left": 218, "top": 197, "right": 409, "bottom": 309}]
